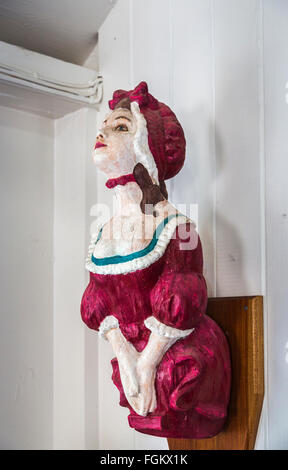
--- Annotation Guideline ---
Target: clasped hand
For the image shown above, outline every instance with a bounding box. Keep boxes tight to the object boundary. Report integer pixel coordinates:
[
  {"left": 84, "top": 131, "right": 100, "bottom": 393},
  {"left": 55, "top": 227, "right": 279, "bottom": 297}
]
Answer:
[
  {"left": 121, "top": 341, "right": 157, "bottom": 416},
  {"left": 106, "top": 328, "right": 174, "bottom": 416}
]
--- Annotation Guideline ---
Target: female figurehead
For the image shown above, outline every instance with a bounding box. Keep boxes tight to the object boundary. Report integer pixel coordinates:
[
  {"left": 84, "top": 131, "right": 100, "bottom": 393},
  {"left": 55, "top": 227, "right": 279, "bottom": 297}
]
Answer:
[{"left": 81, "top": 82, "right": 230, "bottom": 438}]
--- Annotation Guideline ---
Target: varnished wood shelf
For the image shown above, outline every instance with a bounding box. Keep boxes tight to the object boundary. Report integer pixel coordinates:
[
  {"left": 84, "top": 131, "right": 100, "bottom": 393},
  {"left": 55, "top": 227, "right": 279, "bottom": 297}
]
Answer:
[{"left": 168, "top": 296, "right": 264, "bottom": 450}]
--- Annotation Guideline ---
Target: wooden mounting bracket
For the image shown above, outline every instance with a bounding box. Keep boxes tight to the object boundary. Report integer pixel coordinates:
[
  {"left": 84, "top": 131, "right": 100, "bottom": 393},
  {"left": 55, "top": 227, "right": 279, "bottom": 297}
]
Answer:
[{"left": 168, "top": 296, "right": 264, "bottom": 450}]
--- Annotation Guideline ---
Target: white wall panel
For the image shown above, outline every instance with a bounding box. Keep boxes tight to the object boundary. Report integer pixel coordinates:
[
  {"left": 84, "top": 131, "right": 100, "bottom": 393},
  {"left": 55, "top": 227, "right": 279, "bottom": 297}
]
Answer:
[
  {"left": 131, "top": 0, "right": 171, "bottom": 103},
  {"left": 84, "top": 108, "right": 99, "bottom": 450},
  {"left": 213, "top": 1, "right": 266, "bottom": 447},
  {"left": 131, "top": 0, "right": 173, "bottom": 198},
  {"left": 170, "top": 0, "right": 216, "bottom": 296},
  {"left": 263, "top": 0, "right": 288, "bottom": 450},
  {"left": 0, "top": 106, "right": 54, "bottom": 449},
  {"left": 214, "top": 0, "right": 262, "bottom": 297},
  {"left": 53, "top": 109, "right": 87, "bottom": 449}
]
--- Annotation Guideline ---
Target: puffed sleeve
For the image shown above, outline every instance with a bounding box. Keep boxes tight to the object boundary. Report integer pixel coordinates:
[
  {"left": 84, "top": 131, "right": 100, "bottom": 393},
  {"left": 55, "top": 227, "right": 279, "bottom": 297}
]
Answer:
[
  {"left": 148, "top": 223, "right": 207, "bottom": 331},
  {"left": 80, "top": 272, "right": 113, "bottom": 331}
]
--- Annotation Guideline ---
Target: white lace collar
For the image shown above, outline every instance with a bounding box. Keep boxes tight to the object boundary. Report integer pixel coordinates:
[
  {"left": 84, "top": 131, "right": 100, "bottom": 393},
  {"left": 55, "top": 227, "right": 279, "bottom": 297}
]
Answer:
[{"left": 85, "top": 213, "right": 189, "bottom": 275}]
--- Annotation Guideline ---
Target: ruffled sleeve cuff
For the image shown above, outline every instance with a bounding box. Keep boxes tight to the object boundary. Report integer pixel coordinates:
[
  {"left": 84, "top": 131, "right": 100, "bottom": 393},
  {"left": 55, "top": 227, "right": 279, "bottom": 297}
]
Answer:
[
  {"left": 98, "top": 315, "right": 119, "bottom": 340},
  {"left": 144, "top": 316, "right": 194, "bottom": 339}
]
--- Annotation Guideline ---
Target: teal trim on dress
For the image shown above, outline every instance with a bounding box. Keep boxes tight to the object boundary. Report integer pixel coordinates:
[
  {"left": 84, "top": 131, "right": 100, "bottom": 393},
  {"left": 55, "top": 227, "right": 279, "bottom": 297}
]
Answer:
[{"left": 91, "top": 213, "right": 178, "bottom": 266}]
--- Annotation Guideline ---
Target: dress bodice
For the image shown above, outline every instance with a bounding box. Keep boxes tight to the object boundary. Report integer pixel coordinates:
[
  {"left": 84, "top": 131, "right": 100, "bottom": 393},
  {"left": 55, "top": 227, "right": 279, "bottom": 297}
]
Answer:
[
  {"left": 80, "top": 211, "right": 231, "bottom": 439},
  {"left": 81, "top": 213, "right": 206, "bottom": 349}
]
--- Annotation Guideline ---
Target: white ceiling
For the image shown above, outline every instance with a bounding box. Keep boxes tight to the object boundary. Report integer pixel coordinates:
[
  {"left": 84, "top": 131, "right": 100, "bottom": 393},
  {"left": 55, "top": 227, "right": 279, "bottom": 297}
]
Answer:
[{"left": 0, "top": 0, "right": 116, "bottom": 65}]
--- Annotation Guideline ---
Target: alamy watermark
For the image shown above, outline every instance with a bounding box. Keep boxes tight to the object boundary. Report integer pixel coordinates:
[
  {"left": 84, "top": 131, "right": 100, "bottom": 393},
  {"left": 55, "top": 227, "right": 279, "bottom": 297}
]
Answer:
[{"left": 89, "top": 202, "right": 199, "bottom": 251}]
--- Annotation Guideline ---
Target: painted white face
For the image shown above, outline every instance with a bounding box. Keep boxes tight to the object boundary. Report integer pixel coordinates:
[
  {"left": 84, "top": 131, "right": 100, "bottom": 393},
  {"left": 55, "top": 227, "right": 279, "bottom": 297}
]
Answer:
[{"left": 93, "top": 107, "right": 137, "bottom": 178}]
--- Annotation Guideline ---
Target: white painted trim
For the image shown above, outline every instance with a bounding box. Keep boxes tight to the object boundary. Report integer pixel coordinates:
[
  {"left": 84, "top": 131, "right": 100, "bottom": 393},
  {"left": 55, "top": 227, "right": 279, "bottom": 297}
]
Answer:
[
  {"left": 144, "top": 316, "right": 194, "bottom": 338},
  {"left": 255, "top": 0, "right": 268, "bottom": 451},
  {"left": 53, "top": 108, "right": 87, "bottom": 450},
  {"left": 99, "top": 316, "right": 119, "bottom": 339},
  {"left": 131, "top": 101, "right": 159, "bottom": 184},
  {"left": 85, "top": 214, "right": 189, "bottom": 275}
]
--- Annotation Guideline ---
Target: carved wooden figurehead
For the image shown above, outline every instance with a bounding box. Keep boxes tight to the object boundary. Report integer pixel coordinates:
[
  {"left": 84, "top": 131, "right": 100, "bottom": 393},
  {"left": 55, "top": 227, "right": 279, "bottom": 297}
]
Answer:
[{"left": 79, "top": 82, "right": 265, "bottom": 445}]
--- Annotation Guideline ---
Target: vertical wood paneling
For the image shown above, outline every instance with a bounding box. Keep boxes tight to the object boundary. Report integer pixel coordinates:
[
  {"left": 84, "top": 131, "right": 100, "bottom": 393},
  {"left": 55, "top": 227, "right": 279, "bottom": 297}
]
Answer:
[
  {"left": 84, "top": 108, "right": 99, "bottom": 450},
  {"left": 214, "top": 0, "right": 262, "bottom": 297},
  {"left": 170, "top": 0, "right": 216, "bottom": 296},
  {"left": 0, "top": 107, "right": 54, "bottom": 449},
  {"left": 130, "top": 0, "right": 173, "bottom": 199},
  {"left": 53, "top": 109, "right": 87, "bottom": 449},
  {"left": 263, "top": 0, "right": 288, "bottom": 450},
  {"left": 130, "top": 0, "right": 171, "bottom": 103}
]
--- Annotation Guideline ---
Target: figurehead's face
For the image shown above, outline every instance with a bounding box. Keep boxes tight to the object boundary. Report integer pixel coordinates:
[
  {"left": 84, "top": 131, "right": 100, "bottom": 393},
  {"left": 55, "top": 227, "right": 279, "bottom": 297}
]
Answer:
[{"left": 93, "top": 107, "right": 137, "bottom": 178}]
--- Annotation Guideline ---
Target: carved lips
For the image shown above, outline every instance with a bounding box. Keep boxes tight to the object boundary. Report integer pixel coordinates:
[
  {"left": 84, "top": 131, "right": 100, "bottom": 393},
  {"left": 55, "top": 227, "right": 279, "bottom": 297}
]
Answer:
[{"left": 94, "top": 142, "right": 107, "bottom": 149}]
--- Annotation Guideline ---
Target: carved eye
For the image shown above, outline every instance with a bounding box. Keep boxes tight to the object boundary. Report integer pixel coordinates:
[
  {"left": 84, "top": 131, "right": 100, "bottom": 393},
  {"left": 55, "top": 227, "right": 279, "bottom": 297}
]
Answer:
[{"left": 115, "top": 124, "right": 128, "bottom": 132}]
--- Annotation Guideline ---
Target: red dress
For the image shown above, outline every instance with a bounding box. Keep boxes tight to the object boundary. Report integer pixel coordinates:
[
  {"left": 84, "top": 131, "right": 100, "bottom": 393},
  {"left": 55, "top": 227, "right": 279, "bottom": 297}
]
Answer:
[{"left": 80, "top": 214, "right": 231, "bottom": 438}]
